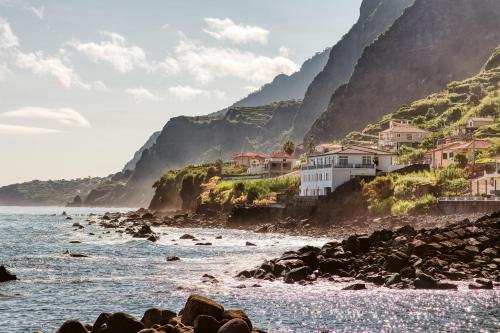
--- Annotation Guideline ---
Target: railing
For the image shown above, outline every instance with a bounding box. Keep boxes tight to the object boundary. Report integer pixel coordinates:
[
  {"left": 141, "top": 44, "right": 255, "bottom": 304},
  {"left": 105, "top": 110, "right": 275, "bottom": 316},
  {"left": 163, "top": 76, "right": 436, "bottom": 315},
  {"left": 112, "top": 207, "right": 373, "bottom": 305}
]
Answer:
[
  {"left": 438, "top": 196, "right": 500, "bottom": 202},
  {"left": 301, "top": 164, "right": 332, "bottom": 170},
  {"left": 301, "top": 163, "right": 375, "bottom": 170}
]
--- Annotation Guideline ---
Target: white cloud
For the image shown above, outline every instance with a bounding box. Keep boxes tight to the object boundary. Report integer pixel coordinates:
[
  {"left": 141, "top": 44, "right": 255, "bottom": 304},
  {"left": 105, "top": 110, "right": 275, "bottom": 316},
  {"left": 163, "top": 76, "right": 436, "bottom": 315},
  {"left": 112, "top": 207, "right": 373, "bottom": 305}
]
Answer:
[
  {"left": 203, "top": 18, "right": 269, "bottom": 45},
  {"left": 69, "top": 32, "right": 148, "bottom": 73},
  {"left": 279, "top": 46, "right": 291, "bottom": 57},
  {"left": 126, "top": 87, "right": 161, "bottom": 103},
  {"left": 1, "top": 107, "right": 91, "bottom": 128},
  {"left": 0, "top": 124, "right": 61, "bottom": 135},
  {"left": 244, "top": 85, "right": 259, "bottom": 93},
  {"left": 163, "top": 35, "right": 298, "bottom": 84},
  {"left": 0, "top": 63, "right": 9, "bottom": 80},
  {"left": 0, "top": 17, "right": 19, "bottom": 50},
  {"left": 168, "top": 85, "right": 225, "bottom": 101},
  {"left": 15, "top": 51, "right": 98, "bottom": 89},
  {"left": 27, "top": 6, "right": 45, "bottom": 20}
]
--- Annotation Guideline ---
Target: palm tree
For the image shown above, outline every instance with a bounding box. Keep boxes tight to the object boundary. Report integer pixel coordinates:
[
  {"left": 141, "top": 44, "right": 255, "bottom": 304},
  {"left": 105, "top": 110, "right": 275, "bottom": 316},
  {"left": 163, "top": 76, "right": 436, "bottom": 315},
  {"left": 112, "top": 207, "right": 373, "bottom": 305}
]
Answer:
[{"left": 283, "top": 140, "right": 295, "bottom": 155}]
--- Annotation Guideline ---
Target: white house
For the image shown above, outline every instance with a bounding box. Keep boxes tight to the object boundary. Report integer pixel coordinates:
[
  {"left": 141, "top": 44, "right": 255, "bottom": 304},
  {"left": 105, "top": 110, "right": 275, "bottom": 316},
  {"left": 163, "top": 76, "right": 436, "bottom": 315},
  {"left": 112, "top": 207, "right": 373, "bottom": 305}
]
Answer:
[
  {"left": 300, "top": 145, "right": 403, "bottom": 197},
  {"left": 466, "top": 117, "right": 494, "bottom": 130},
  {"left": 378, "top": 121, "right": 431, "bottom": 148}
]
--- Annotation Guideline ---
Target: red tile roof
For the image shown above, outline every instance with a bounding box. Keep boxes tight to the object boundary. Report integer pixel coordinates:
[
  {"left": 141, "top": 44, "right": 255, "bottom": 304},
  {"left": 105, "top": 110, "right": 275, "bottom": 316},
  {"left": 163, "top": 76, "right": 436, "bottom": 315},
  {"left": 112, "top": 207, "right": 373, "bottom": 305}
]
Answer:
[{"left": 232, "top": 152, "right": 268, "bottom": 159}]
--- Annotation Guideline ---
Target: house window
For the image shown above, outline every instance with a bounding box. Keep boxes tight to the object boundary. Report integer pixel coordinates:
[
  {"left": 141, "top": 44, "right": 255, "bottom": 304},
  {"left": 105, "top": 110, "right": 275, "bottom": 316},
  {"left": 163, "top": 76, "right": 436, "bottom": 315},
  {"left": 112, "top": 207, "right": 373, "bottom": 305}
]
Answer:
[
  {"left": 339, "top": 156, "right": 348, "bottom": 166},
  {"left": 319, "top": 173, "right": 323, "bottom": 181},
  {"left": 362, "top": 156, "right": 372, "bottom": 165},
  {"left": 442, "top": 153, "right": 448, "bottom": 160},
  {"left": 449, "top": 152, "right": 454, "bottom": 158},
  {"left": 397, "top": 134, "right": 401, "bottom": 138},
  {"left": 407, "top": 134, "right": 412, "bottom": 141}
]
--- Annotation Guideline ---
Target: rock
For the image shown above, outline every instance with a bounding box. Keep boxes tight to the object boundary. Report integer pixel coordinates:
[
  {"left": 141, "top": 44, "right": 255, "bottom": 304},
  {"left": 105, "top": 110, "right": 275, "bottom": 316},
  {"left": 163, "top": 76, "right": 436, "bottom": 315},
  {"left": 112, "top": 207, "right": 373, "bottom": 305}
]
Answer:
[
  {"left": 147, "top": 235, "right": 159, "bottom": 242},
  {"left": 236, "top": 270, "right": 252, "bottom": 278},
  {"left": 414, "top": 273, "right": 438, "bottom": 289},
  {"left": 469, "top": 279, "right": 493, "bottom": 289},
  {"left": 384, "top": 253, "right": 409, "bottom": 273},
  {"left": 105, "top": 312, "right": 144, "bottom": 333},
  {"left": 217, "top": 318, "right": 251, "bottom": 333},
  {"left": 215, "top": 236, "right": 223, "bottom": 239},
  {"left": 142, "top": 212, "right": 154, "bottom": 219},
  {"left": 408, "top": 240, "right": 428, "bottom": 256},
  {"left": 91, "top": 312, "right": 111, "bottom": 333},
  {"left": 435, "top": 282, "right": 458, "bottom": 290},
  {"left": 167, "top": 256, "right": 180, "bottom": 262},
  {"left": 245, "top": 242, "right": 257, "bottom": 247},
  {"left": 385, "top": 274, "right": 401, "bottom": 287},
  {"left": 365, "top": 274, "right": 385, "bottom": 285},
  {"left": 318, "top": 258, "right": 348, "bottom": 274},
  {"left": 141, "top": 308, "right": 176, "bottom": 328},
  {"left": 284, "top": 266, "right": 312, "bottom": 283},
  {"left": 194, "top": 315, "right": 222, "bottom": 333},
  {"left": 222, "top": 310, "right": 252, "bottom": 331},
  {"left": 196, "top": 242, "right": 213, "bottom": 246},
  {"left": 342, "top": 283, "right": 366, "bottom": 290},
  {"left": 181, "top": 294, "right": 224, "bottom": 326},
  {"left": 0, "top": 265, "right": 17, "bottom": 282},
  {"left": 57, "top": 320, "right": 88, "bottom": 333},
  {"left": 180, "top": 234, "right": 196, "bottom": 240},
  {"left": 482, "top": 248, "right": 497, "bottom": 257}
]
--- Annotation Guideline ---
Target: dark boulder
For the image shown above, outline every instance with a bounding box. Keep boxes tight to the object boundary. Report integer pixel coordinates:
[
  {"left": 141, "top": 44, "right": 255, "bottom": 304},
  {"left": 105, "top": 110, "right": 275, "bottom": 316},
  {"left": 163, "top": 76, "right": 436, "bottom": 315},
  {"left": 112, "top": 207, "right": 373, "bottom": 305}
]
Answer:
[
  {"left": 222, "top": 310, "right": 252, "bottom": 331},
  {"left": 342, "top": 283, "right": 366, "bottom": 290},
  {"left": 194, "top": 315, "right": 222, "bottom": 333},
  {"left": 141, "top": 308, "right": 176, "bottom": 328},
  {"left": 284, "top": 266, "right": 312, "bottom": 283},
  {"left": 181, "top": 294, "right": 224, "bottom": 326},
  {"left": 217, "top": 318, "right": 251, "bottom": 333},
  {"left": 318, "top": 258, "right": 348, "bottom": 274},
  {"left": 91, "top": 313, "right": 111, "bottom": 333},
  {"left": 413, "top": 273, "right": 438, "bottom": 289},
  {"left": 105, "top": 312, "right": 144, "bottom": 333},
  {"left": 167, "top": 256, "right": 180, "bottom": 262},
  {"left": 384, "top": 253, "right": 409, "bottom": 273},
  {"left": 57, "top": 320, "right": 88, "bottom": 333},
  {"left": 0, "top": 265, "right": 17, "bottom": 282},
  {"left": 180, "top": 234, "right": 196, "bottom": 240}
]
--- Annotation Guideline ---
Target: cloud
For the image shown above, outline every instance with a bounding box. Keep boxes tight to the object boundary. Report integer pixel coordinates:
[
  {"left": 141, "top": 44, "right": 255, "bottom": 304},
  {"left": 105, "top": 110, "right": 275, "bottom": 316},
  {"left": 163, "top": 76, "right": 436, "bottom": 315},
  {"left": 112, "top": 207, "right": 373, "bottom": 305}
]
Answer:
[
  {"left": 69, "top": 32, "right": 148, "bottom": 73},
  {"left": 279, "top": 46, "right": 291, "bottom": 57},
  {"left": 1, "top": 107, "right": 91, "bottom": 128},
  {"left": 244, "top": 85, "right": 259, "bottom": 93},
  {"left": 168, "top": 85, "right": 225, "bottom": 101},
  {"left": 27, "top": 6, "right": 45, "bottom": 20},
  {"left": 0, "top": 124, "right": 61, "bottom": 135},
  {"left": 0, "top": 63, "right": 9, "bottom": 80},
  {"left": 126, "top": 87, "right": 161, "bottom": 103},
  {"left": 15, "top": 51, "right": 99, "bottom": 89},
  {"left": 0, "top": 17, "right": 19, "bottom": 50},
  {"left": 203, "top": 18, "right": 269, "bottom": 45},
  {"left": 161, "top": 35, "right": 298, "bottom": 84}
]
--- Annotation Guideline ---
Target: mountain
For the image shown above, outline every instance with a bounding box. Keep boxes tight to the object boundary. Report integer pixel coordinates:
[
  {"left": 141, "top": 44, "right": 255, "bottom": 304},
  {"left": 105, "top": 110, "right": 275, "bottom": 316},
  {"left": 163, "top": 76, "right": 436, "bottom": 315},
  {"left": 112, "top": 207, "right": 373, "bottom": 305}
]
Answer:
[
  {"left": 230, "top": 48, "right": 331, "bottom": 108},
  {"left": 345, "top": 44, "right": 500, "bottom": 145},
  {"left": 290, "top": 0, "right": 415, "bottom": 138},
  {"left": 306, "top": 0, "right": 500, "bottom": 144},
  {"left": 123, "top": 131, "right": 161, "bottom": 172},
  {"left": 84, "top": 101, "right": 302, "bottom": 207}
]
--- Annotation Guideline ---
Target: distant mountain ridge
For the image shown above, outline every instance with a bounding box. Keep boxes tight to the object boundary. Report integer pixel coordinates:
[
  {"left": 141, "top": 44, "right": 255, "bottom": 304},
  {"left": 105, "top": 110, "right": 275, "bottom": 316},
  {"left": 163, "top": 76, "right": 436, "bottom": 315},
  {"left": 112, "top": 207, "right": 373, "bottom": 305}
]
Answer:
[
  {"left": 123, "top": 131, "right": 160, "bottom": 172},
  {"left": 306, "top": 0, "right": 500, "bottom": 144}
]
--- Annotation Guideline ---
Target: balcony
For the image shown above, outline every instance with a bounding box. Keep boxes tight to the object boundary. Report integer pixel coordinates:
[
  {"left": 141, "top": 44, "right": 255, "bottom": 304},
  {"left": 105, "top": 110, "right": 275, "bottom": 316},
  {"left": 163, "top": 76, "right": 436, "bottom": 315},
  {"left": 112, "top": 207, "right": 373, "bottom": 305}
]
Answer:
[
  {"left": 301, "top": 164, "right": 332, "bottom": 170},
  {"left": 301, "top": 163, "right": 374, "bottom": 170}
]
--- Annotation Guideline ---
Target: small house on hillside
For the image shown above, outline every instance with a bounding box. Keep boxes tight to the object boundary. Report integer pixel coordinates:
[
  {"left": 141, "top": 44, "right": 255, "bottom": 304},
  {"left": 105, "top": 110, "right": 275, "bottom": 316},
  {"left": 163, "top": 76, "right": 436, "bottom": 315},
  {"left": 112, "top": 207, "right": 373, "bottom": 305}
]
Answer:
[
  {"left": 263, "top": 151, "right": 296, "bottom": 178},
  {"left": 315, "top": 143, "right": 342, "bottom": 153},
  {"left": 300, "top": 145, "right": 403, "bottom": 197},
  {"left": 466, "top": 117, "right": 495, "bottom": 130},
  {"left": 378, "top": 121, "right": 431, "bottom": 149},
  {"left": 232, "top": 152, "right": 268, "bottom": 175},
  {"left": 429, "top": 139, "right": 493, "bottom": 168}
]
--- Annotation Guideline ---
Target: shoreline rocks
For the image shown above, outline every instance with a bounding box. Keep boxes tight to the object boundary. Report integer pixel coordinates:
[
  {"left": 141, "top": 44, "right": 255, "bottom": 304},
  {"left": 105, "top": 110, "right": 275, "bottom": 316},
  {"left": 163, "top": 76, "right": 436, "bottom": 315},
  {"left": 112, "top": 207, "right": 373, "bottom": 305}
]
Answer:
[
  {"left": 0, "top": 265, "right": 17, "bottom": 282},
  {"left": 56, "top": 294, "right": 265, "bottom": 333},
  {"left": 237, "top": 212, "right": 500, "bottom": 290}
]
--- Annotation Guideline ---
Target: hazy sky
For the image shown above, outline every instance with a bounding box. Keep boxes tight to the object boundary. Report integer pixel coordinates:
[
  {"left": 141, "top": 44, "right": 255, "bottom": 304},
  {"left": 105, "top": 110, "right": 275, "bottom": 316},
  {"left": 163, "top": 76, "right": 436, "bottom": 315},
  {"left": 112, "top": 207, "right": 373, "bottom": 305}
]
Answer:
[{"left": 0, "top": 0, "right": 362, "bottom": 186}]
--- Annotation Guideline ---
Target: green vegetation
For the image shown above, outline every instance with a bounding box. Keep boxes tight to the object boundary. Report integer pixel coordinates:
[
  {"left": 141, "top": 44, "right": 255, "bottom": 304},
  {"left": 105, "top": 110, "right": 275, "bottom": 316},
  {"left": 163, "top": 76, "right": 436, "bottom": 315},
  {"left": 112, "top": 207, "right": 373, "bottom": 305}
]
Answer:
[
  {"left": 362, "top": 168, "right": 469, "bottom": 215},
  {"left": 202, "top": 175, "right": 300, "bottom": 206}
]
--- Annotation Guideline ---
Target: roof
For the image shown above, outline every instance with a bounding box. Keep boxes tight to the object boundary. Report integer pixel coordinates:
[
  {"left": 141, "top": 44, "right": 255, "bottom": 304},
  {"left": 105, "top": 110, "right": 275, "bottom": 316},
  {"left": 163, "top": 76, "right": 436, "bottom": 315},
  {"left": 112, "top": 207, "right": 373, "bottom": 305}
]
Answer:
[
  {"left": 232, "top": 152, "right": 268, "bottom": 159},
  {"left": 268, "top": 151, "right": 293, "bottom": 159},
  {"left": 380, "top": 123, "right": 430, "bottom": 134},
  {"left": 308, "top": 145, "right": 394, "bottom": 157},
  {"left": 315, "top": 143, "right": 342, "bottom": 152},
  {"left": 468, "top": 117, "right": 494, "bottom": 122},
  {"left": 429, "top": 139, "right": 492, "bottom": 152}
]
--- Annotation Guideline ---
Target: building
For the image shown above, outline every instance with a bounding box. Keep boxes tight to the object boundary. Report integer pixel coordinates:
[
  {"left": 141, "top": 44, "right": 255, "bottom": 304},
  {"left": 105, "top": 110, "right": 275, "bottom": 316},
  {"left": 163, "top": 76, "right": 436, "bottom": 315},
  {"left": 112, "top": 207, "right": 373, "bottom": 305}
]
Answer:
[
  {"left": 263, "top": 151, "right": 296, "bottom": 177},
  {"left": 378, "top": 121, "right": 431, "bottom": 148},
  {"left": 429, "top": 139, "right": 493, "bottom": 168},
  {"left": 472, "top": 162, "right": 500, "bottom": 196},
  {"left": 300, "top": 145, "right": 403, "bottom": 196},
  {"left": 315, "top": 143, "right": 342, "bottom": 153},
  {"left": 232, "top": 152, "right": 268, "bottom": 168},
  {"left": 466, "top": 117, "right": 495, "bottom": 130}
]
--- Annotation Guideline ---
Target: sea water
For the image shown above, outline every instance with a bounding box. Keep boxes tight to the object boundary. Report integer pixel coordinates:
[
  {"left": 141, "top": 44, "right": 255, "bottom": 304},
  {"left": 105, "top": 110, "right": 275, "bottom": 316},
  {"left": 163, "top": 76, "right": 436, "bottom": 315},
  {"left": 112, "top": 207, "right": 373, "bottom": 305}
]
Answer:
[{"left": 0, "top": 206, "right": 499, "bottom": 332}]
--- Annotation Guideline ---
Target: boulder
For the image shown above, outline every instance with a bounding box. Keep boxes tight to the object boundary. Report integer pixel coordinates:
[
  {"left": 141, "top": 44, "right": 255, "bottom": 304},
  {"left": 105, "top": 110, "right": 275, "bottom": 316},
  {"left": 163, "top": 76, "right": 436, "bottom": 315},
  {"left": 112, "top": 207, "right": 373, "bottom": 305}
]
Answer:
[
  {"left": 217, "top": 319, "right": 251, "bottom": 333},
  {"left": 181, "top": 295, "right": 224, "bottom": 326},
  {"left": 222, "top": 310, "right": 252, "bottom": 331},
  {"left": 384, "top": 253, "right": 409, "bottom": 273},
  {"left": 385, "top": 274, "right": 402, "bottom": 287},
  {"left": 167, "top": 256, "right": 181, "bottom": 262},
  {"left": 342, "top": 283, "right": 366, "bottom": 290},
  {"left": 284, "top": 266, "right": 312, "bottom": 283},
  {"left": 91, "top": 313, "right": 111, "bottom": 333},
  {"left": 413, "top": 273, "right": 438, "bottom": 289},
  {"left": 105, "top": 312, "right": 144, "bottom": 333},
  {"left": 318, "top": 258, "right": 348, "bottom": 274},
  {"left": 468, "top": 279, "right": 493, "bottom": 289},
  {"left": 57, "top": 320, "right": 88, "bottom": 333},
  {"left": 0, "top": 265, "right": 17, "bottom": 282},
  {"left": 141, "top": 308, "right": 176, "bottom": 328},
  {"left": 245, "top": 242, "right": 257, "bottom": 247},
  {"left": 194, "top": 315, "right": 222, "bottom": 333},
  {"left": 180, "top": 234, "right": 196, "bottom": 240}
]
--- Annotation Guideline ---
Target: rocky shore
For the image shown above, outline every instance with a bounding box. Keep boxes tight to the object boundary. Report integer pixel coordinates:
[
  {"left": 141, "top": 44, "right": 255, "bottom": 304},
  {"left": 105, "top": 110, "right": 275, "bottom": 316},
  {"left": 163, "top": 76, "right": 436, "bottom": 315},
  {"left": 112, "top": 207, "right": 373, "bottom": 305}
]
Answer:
[
  {"left": 56, "top": 294, "right": 265, "bottom": 333},
  {"left": 236, "top": 212, "right": 500, "bottom": 290},
  {"left": 0, "top": 265, "right": 17, "bottom": 282}
]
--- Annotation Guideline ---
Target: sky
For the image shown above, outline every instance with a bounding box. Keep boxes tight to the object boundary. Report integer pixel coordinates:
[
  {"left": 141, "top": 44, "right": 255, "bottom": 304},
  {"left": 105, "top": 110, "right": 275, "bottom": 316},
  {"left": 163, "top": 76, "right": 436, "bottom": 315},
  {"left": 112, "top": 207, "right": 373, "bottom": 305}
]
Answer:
[{"left": 0, "top": 0, "right": 362, "bottom": 186}]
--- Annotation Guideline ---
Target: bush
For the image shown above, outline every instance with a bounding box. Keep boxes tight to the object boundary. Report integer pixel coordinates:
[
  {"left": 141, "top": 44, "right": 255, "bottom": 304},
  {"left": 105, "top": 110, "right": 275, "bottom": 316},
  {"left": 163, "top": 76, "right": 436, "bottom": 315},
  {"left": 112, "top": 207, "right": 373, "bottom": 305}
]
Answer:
[{"left": 391, "top": 200, "right": 414, "bottom": 215}]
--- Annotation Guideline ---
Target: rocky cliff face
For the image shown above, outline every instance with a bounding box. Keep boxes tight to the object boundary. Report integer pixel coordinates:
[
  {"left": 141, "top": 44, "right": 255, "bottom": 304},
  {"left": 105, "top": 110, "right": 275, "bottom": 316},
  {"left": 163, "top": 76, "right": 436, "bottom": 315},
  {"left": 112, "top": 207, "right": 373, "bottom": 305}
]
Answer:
[
  {"left": 290, "top": 0, "right": 415, "bottom": 138},
  {"left": 307, "top": 0, "right": 500, "bottom": 143},
  {"left": 122, "top": 131, "right": 160, "bottom": 172},
  {"left": 89, "top": 101, "right": 301, "bottom": 207}
]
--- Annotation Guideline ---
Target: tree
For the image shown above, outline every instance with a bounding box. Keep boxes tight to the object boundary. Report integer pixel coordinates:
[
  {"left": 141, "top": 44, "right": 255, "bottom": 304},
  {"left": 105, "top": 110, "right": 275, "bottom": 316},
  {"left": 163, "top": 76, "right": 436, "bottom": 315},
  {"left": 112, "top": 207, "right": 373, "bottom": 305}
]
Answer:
[
  {"left": 307, "top": 135, "right": 316, "bottom": 154},
  {"left": 283, "top": 140, "right": 295, "bottom": 155},
  {"left": 454, "top": 153, "right": 468, "bottom": 169}
]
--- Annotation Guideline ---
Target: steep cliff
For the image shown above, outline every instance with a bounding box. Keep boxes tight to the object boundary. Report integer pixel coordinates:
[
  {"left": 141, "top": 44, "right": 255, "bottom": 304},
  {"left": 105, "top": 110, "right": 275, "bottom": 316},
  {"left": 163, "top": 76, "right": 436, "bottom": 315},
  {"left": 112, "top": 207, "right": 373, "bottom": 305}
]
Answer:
[
  {"left": 307, "top": 0, "right": 500, "bottom": 143},
  {"left": 122, "top": 131, "right": 160, "bottom": 172},
  {"left": 290, "top": 0, "right": 415, "bottom": 138}
]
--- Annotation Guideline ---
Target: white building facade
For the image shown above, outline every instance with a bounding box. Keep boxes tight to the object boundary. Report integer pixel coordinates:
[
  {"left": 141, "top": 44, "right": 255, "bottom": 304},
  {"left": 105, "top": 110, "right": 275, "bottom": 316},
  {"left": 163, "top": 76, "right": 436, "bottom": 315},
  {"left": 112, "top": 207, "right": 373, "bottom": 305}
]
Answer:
[{"left": 300, "top": 146, "right": 402, "bottom": 196}]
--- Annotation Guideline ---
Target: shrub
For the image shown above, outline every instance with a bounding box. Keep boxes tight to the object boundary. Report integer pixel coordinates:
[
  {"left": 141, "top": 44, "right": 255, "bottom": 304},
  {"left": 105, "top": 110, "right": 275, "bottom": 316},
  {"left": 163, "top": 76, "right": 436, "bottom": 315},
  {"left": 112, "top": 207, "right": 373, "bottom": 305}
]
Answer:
[{"left": 391, "top": 200, "right": 414, "bottom": 215}]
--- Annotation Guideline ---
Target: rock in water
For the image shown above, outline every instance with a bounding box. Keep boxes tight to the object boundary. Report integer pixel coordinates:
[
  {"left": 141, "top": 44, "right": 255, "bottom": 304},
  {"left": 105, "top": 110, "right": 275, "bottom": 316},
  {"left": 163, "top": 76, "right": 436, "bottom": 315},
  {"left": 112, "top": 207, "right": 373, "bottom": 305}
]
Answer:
[
  {"left": 194, "top": 314, "right": 222, "bottom": 333},
  {"left": 91, "top": 312, "right": 111, "bottom": 333},
  {"left": 57, "top": 320, "right": 88, "bottom": 333},
  {"left": 0, "top": 265, "right": 17, "bottom": 282},
  {"left": 141, "top": 308, "right": 176, "bottom": 328},
  {"left": 181, "top": 294, "right": 224, "bottom": 326},
  {"left": 105, "top": 312, "right": 144, "bottom": 333},
  {"left": 217, "top": 318, "right": 251, "bottom": 333}
]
